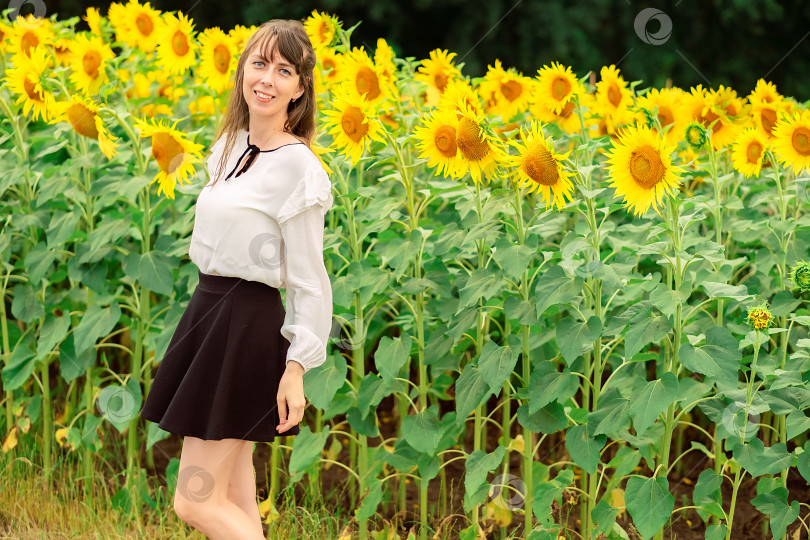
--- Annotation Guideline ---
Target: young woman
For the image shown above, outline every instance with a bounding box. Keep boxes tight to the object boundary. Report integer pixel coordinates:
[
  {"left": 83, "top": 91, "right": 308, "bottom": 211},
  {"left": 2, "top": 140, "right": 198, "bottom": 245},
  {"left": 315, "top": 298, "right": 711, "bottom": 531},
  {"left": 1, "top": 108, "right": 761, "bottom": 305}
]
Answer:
[{"left": 140, "top": 19, "right": 333, "bottom": 539}]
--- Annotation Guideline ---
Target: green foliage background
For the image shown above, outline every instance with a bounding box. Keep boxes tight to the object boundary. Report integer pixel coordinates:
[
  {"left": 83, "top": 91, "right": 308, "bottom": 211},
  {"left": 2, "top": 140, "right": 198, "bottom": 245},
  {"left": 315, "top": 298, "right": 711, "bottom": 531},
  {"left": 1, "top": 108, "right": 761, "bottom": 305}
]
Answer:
[{"left": 46, "top": 0, "right": 810, "bottom": 99}]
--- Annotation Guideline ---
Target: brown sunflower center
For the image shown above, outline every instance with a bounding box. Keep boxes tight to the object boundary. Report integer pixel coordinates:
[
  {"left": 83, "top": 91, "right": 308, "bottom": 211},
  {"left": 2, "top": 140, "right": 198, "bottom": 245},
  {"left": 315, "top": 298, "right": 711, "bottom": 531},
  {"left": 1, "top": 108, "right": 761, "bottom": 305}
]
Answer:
[
  {"left": 456, "top": 117, "right": 489, "bottom": 161},
  {"left": 523, "top": 144, "right": 559, "bottom": 186},
  {"left": 21, "top": 31, "right": 39, "bottom": 55},
  {"left": 607, "top": 83, "right": 622, "bottom": 108},
  {"left": 628, "top": 144, "right": 666, "bottom": 189},
  {"left": 700, "top": 109, "right": 723, "bottom": 134},
  {"left": 657, "top": 106, "right": 673, "bottom": 128},
  {"left": 318, "top": 22, "right": 330, "bottom": 42},
  {"left": 793, "top": 127, "right": 810, "bottom": 156},
  {"left": 501, "top": 80, "right": 522, "bottom": 102},
  {"left": 172, "top": 30, "right": 189, "bottom": 57},
  {"left": 760, "top": 108, "right": 777, "bottom": 136},
  {"left": 434, "top": 125, "right": 457, "bottom": 158},
  {"left": 151, "top": 132, "right": 185, "bottom": 174},
  {"left": 213, "top": 44, "right": 230, "bottom": 74},
  {"left": 83, "top": 50, "right": 101, "bottom": 79},
  {"left": 551, "top": 76, "right": 571, "bottom": 101},
  {"left": 355, "top": 66, "right": 380, "bottom": 101},
  {"left": 323, "top": 58, "right": 336, "bottom": 72},
  {"left": 23, "top": 77, "right": 44, "bottom": 102},
  {"left": 746, "top": 141, "right": 763, "bottom": 164},
  {"left": 341, "top": 106, "right": 369, "bottom": 143},
  {"left": 67, "top": 103, "right": 99, "bottom": 139},
  {"left": 434, "top": 71, "right": 449, "bottom": 92},
  {"left": 136, "top": 13, "right": 154, "bottom": 37},
  {"left": 559, "top": 101, "right": 576, "bottom": 119}
]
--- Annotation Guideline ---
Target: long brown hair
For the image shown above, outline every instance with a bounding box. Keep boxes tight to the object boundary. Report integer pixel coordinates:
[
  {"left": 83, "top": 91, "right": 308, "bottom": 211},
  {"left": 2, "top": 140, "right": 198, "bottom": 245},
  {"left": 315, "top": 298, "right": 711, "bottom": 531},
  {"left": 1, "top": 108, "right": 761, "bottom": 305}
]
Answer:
[{"left": 208, "top": 19, "right": 317, "bottom": 187}]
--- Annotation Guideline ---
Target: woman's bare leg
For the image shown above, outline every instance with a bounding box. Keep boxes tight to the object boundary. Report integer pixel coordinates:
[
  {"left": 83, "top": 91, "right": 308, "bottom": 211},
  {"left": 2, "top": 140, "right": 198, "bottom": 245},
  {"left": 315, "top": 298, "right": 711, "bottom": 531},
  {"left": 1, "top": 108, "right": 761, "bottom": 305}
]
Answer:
[
  {"left": 172, "top": 436, "right": 265, "bottom": 540},
  {"left": 226, "top": 440, "right": 263, "bottom": 534}
]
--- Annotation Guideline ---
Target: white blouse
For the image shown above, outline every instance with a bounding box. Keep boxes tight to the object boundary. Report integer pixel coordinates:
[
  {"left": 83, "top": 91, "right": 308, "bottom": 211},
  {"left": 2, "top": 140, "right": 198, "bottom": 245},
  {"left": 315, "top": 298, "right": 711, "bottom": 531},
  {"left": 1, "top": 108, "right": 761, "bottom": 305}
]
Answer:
[{"left": 188, "top": 128, "right": 334, "bottom": 374}]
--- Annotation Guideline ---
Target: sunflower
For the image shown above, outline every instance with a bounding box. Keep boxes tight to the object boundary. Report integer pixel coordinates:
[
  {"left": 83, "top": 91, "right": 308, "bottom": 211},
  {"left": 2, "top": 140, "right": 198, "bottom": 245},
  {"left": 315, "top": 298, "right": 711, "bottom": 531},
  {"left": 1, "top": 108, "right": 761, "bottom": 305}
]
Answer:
[
  {"left": 771, "top": 109, "right": 810, "bottom": 175},
  {"left": 303, "top": 10, "right": 341, "bottom": 52},
  {"left": 413, "top": 106, "right": 464, "bottom": 179},
  {"left": 196, "top": 27, "right": 236, "bottom": 94},
  {"left": 321, "top": 85, "right": 386, "bottom": 165},
  {"left": 503, "top": 119, "right": 574, "bottom": 210},
  {"left": 530, "top": 85, "right": 585, "bottom": 136},
  {"left": 439, "top": 79, "right": 484, "bottom": 118},
  {"left": 684, "top": 121, "right": 708, "bottom": 151},
  {"left": 113, "top": 0, "right": 164, "bottom": 53},
  {"left": 339, "top": 46, "right": 395, "bottom": 107},
  {"left": 156, "top": 11, "right": 196, "bottom": 75},
  {"left": 596, "top": 65, "right": 633, "bottom": 113},
  {"left": 67, "top": 34, "right": 115, "bottom": 96},
  {"left": 746, "top": 303, "right": 772, "bottom": 330},
  {"left": 534, "top": 62, "right": 582, "bottom": 115},
  {"left": 0, "top": 21, "right": 12, "bottom": 53},
  {"left": 133, "top": 116, "right": 205, "bottom": 199},
  {"left": 5, "top": 14, "right": 54, "bottom": 58},
  {"left": 687, "top": 85, "right": 747, "bottom": 150},
  {"left": 453, "top": 97, "right": 505, "bottom": 185},
  {"left": 49, "top": 94, "right": 119, "bottom": 159},
  {"left": 634, "top": 88, "right": 685, "bottom": 147},
  {"left": 189, "top": 94, "right": 217, "bottom": 116},
  {"left": 748, "top": 79, "right": 782, "bottom": 106},
  {"left": 374, "top": 38, "right": 397, "bottom": 85},
  {"left": 478, "top": 59, "right": 533, "bottom": 121},
  {"left": 228, "top": 24, "right": 256, "bottom": 55},
  {"left": 318, "top": 47, "right": 343, "bottom": 86},
  {"left": 84, "top": 7, "right": 104, "bottom": 36},
  {"left": 4, "top": 45, "right": 56, "bottom": 122},
  {"left": 415, "top": 49, "right": 463, "bottom": 106},
  {"left": 311, "top": 141, "right": 334, "bottom": 175},
  {"left": 49, "top": 37, "right": 74, "bottom": 66},
  {"left": 730, "top": 128, "right": 769, "bottom": 178},
  {"left": 749, "top": 101, "right": 785, "bottom": 139},
  {"left": 605, "top": 125, "right": 685, "bottom": 217}
]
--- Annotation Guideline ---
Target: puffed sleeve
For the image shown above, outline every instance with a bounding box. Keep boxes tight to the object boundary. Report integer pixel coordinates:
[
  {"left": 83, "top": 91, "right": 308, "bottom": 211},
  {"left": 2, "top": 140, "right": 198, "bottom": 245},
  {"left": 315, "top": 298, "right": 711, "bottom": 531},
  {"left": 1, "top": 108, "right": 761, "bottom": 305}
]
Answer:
[
  {"left": 276, "top": 165, "right": 334, "bottom": 224},
  {"left": 277, "top": 168, "right": 334, "bottom": 374}
]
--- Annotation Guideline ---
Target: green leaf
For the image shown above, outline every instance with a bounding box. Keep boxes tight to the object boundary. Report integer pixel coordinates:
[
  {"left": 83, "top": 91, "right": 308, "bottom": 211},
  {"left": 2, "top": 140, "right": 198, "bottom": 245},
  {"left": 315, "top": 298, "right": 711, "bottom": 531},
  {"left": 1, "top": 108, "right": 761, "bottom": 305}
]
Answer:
[
  {"left": 456, "top": 267, "right": 505, "bottom": 313},
  {"left": 454, "top": 364, "right": 494, "bottom": 426},
  {"left": 751, "top": 488, "right": 800, "bottom": 540},
  {"left": 1, "top": 339, "right": 37, "bottom": 391},
  {"left": 517, "top": 402, "right": 568, "bottom": 434},
  {"left": 629, "top": 373, "right": 679, "bottom": 436},
  {"left": 678, "top": 326, "right": 741, "bottom": 385},
  {"left": 402, "top": 405, "right": 443, "bottom": 455},
  {"left": 565, "top": 424, "right": 606, "bottom": 474},
  {"left": 705, "top": 524, "right": 727, "bottom": 540},
  {"left": 731, "top": 439, "right": 793, "bottom": 477},
  {"left": 138, "top": 251, "right": 176, "bottom": 296},
  {"left": 786, "top": 410, "right": 810, "bottom": 440},
  {"left": 556, "top": 316, "right": 602, "bottom": 365},
  {"left": 693, "top": 469, "right": 724, "bottom": 520},
  {"left": 464, "top": 445, "right": 507, "bottom": 499},
  {"left": 355, "top": 477, "right": 383, "bottom": 521},
  {"left": 492, "top": 238, "right": 534, "bottom": 281},
  {"left": 375, "top": 334, "right": 412, "bottom": 385},
  {"left": 649, "top": 283, "right": 690, "bottom": 319},
  {"left": 477, "top": 338, "right": 520, "bottom": 395},
  {"left": 73, "top": 302, "right": 122, "bottom": 354},
  {"left": 797, "top": 448, "right": 810, "bottom": 483},
  {"left": 624, "top": 476, "right": 674, "bottom": 540},
  {"left": 532, "top": 468, "right": 574, "bottom": 521},
  {"left": 288, "top": 425, "right": 330, "bottom": 478},
  {"left": 591, "top": 497, "right": 619, "bottom": 535},
  {"left": 702, "top": 282, "right": 752, "bottom": 301},
  {"left": 770, "top": 290, "right": 801, "bottom": 317},
  {"left": 528, "top": 367, "right": 579, "bottom": 414},
  {"left": 625, "top": 309, "right": 671, "bottom": 361},
  {"left": 97, "top": 379, "right": 142, "bottom": 433},
  {"left": 305, "top": 354, "right": 348, "bottom": 410},
  {"left": 534, "top": 265, "right": 582, "bottom": 317}
]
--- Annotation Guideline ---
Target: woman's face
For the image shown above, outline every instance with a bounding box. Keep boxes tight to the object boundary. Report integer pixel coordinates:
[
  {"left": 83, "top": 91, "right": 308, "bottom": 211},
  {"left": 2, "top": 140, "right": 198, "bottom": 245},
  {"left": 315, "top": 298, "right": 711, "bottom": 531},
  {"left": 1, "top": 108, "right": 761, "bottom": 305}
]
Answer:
[{"left": 241, "top": 38, "right": 304, "bottom": 122}]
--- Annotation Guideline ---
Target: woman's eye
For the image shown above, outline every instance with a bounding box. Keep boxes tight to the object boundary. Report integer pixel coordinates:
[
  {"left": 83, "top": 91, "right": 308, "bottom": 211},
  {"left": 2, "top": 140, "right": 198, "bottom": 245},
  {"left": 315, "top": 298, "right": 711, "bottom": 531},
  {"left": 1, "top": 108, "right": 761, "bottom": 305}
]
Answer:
[
  {"left": 253, "top": 61, "right": 264, "bottom": 67},
  {"left": 281, "top": 68, "right": 291, "bottom": 75}
]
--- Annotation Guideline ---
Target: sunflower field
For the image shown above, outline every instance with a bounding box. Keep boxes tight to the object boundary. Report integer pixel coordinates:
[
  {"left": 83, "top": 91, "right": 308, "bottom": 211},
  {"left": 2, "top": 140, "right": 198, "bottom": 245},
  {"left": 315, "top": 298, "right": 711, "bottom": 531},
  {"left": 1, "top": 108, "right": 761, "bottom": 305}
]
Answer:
[{"left": 1, "top": 3, "right": 810, "bottom": 540}]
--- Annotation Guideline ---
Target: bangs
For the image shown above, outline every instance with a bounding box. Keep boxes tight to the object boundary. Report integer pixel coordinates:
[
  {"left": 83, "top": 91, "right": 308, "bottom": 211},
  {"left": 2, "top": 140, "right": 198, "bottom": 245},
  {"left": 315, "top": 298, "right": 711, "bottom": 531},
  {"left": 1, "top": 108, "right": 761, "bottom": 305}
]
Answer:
[{"left": 253, "top": 28, "right": 303, "bottom": 73}]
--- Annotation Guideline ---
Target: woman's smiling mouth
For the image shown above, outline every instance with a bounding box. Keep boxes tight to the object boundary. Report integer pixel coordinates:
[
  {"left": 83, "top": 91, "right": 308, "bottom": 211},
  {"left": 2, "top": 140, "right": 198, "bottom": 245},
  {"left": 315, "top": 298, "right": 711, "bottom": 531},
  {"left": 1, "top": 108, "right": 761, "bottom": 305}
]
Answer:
[{"left": 254, "top": 90, "right": 275, "bottom": 103}]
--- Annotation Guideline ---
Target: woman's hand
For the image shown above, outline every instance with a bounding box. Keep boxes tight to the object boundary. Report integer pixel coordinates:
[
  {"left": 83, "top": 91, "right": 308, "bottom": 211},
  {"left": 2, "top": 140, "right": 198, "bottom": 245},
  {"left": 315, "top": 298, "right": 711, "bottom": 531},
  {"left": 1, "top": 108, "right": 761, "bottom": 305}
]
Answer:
[{"left": 277, "top": 360, "right": 306, "bottom": 433}]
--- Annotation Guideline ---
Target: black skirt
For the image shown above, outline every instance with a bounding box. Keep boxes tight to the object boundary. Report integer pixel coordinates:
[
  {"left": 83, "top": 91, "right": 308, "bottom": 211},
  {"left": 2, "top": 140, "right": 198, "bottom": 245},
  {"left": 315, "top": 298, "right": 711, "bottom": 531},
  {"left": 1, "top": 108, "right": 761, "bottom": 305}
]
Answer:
[{"left": 140, "top": 270, "right": 300, "bottom": 442}]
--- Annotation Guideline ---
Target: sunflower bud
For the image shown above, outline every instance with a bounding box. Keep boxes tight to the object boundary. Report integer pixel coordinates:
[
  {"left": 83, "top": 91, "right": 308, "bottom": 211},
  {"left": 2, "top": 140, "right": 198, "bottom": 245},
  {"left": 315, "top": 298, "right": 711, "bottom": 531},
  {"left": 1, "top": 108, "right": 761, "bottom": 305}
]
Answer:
[
  {"left": 790, "top": 261, "right": 810, "bottom": 292},
  {"left": 684, "top": 121, "right": 708, "bottom": 151},
  {"left": 746, "top": 303, "right": 773, "bottom": 330}
]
